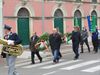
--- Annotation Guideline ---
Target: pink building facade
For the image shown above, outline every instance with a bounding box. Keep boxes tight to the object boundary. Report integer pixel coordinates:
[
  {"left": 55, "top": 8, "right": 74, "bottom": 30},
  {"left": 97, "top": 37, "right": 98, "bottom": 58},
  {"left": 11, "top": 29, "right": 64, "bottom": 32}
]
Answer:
[{"left": 3, "top": 0, "right": 100, "bottom": 45}]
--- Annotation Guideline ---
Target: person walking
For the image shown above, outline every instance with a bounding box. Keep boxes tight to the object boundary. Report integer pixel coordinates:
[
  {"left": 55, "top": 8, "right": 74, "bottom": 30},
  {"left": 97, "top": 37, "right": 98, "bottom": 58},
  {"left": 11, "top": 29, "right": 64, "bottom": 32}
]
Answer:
[
  {"left": 49, "top": 28, "right": 62, "bottom": 63},
  {"left": 56, "top": 28, "right": 62, "bottom": 58},
  {"left": 2, "top": 25, "right": 21, "bottom": 75},
  {"left": 71, "top": 26, "right": 81, "bottom": 60},
  {"left": 80, "top": 27, "right": 90, "bottom": 53},
  {"left": 92, "top": 29, "right": 99, "bottom": 53},
  {"left": 29, "top": 32, "right": 42, "bottom": 64}
]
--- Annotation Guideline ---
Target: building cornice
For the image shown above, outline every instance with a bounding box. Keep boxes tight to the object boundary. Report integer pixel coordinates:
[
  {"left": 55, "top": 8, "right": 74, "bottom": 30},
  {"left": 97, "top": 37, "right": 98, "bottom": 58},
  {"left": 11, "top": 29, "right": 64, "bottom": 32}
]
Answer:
[{"left": 44, "top": 0, "right": 100, "bottom": 4}]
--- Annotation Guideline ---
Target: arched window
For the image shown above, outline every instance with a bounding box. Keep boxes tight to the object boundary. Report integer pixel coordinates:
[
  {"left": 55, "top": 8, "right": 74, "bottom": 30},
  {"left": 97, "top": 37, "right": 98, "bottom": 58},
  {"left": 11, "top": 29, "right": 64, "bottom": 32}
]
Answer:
[
  {"left": 74, "top": 10, "right": 82, "bottom": 30},
  {"left": 92, "top": 0, "right": 97, "bottom": 3},
  {"left": 18, "top": 8, "right": 30, "bottom": 18},
  {"left": 91, "top": 10, "right": 97, "bottom": 26},
  {"left": 54, "top": 9, "right": 64, "bottom": 34},
  {"left": 54, "top": 9, "right": 63, "bottom": 18},
  {"left": 91, "top": 10, "right": 97, "bottom": 17},
  {"left": 76, "top": 0, "right": 81, "bottom": 2}
]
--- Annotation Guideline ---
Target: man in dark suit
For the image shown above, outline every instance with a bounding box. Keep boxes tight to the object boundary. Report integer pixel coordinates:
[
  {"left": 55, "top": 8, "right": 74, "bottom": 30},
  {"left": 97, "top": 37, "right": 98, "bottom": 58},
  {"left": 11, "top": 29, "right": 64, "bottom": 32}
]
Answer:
[
  {"left": 29, "top": 32, "right": 42, "bottom": 64},
  {"left": 71, "top": 26, "right": 81, "bottom": 60},
  {"left": 49, "top": 28, "right": 62, "bottom": 63},
  {"left": 3, "top": 25, "right": 21, "bottom": 75}
]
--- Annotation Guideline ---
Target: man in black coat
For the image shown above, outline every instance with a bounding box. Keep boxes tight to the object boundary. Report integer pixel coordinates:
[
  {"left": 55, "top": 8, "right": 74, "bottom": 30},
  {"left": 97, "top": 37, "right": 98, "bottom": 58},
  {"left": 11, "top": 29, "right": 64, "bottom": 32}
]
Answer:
[
  {"left": 29, "top": 32, "right": 42, "bottom": 64},
  {"left": 49, "top": 28, "right": 62, "bottom": 63},
  {"left": 71, "top": 26, "right": 81, "bottom": 60}
]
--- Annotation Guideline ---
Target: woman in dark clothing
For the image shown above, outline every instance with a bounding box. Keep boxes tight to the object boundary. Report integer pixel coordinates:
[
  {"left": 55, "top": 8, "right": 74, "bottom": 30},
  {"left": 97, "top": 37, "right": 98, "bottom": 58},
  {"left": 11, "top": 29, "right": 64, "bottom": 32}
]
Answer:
[
  {"left": 71, "top": 26, "right": 81, "bottom": 60},
  {"left": 92, "top": 29, "right": 99, "bottom": 53}
]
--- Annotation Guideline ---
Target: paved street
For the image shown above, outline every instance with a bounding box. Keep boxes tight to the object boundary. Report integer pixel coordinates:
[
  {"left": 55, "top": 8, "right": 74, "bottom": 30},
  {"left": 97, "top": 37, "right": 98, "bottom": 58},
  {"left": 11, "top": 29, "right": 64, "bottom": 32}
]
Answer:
[
  {"left": 1, "top": 0, "right": 100, "bottom": 75},
  {"left": 0, "top": 45, "right": 100, "bottom": 75}
]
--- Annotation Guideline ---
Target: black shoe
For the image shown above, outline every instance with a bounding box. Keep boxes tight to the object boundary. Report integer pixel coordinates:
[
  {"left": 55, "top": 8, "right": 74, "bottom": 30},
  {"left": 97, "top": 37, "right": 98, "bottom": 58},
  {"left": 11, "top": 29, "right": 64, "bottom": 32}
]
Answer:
[
  {"left": 88, "top": 49, "right": 91, "bottom": 53},
  {"left": 31, "top": 62, "right": 35, "bottom": 64},
  {"left": 40, "top": 58, "right": 42, "bottom": 63},
  {"left": 74, "top": 55, "right": 79, "bottom": 60},
  {"left": 53, "top": 60, "right": 56, "bottom": 62},
  {"left": 53, "top": 60, "right": 56, "bottom": 63},
  {"left": 74, "top": 57, "right": 79, "bottom": 60},
  {"left": 53, "top": 59, "right": 59, "bottom": 63}
]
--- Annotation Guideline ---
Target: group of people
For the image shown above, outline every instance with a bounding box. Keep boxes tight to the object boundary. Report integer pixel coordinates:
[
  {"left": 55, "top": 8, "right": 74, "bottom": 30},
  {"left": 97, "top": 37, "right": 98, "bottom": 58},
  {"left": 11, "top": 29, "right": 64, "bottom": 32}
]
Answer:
[
  {"left": 29, "top": 26, "right": 99, "bottom": 64},
  {"left": 71, "top": 26, "right": 99, "bottom": 60},
  {"left": 29, "top": 28, "right": 62, "bottom": 64},
  {"left": 0, "top": 25, "right": 99, "bottom": 75}
]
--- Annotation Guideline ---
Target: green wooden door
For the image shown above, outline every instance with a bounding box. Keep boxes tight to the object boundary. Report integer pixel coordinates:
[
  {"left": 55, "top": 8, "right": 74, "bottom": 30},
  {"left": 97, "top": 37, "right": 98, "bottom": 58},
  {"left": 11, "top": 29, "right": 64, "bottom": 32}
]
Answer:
[
  {"left": 17, "top": 18, "right": 30, "bottom": 45},
  {"left": 54, "top": 18, "right": 64, "bottom": 34}
]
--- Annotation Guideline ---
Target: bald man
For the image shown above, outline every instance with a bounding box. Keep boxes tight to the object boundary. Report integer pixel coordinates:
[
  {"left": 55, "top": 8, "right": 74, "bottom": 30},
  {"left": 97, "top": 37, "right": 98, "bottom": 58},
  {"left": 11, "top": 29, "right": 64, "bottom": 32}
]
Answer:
[{"left": 49, "top": 28, "right": 62, "bottom": 63}]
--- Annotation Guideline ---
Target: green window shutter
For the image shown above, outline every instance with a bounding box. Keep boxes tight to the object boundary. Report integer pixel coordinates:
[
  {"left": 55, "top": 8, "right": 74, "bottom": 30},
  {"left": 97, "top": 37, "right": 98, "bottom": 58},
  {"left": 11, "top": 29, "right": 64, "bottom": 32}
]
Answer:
[
  {"left": 74, "top": 17, "right": 79, "bottom": 27},
  {"left": 91, "top": 15, "right": 97, "bottom": 32},
  {"left": 78, "top": 18, "right": 82, "bottom": 30},
  {"left": 74, "top": 17, "right": 82, "bottom": 30}
]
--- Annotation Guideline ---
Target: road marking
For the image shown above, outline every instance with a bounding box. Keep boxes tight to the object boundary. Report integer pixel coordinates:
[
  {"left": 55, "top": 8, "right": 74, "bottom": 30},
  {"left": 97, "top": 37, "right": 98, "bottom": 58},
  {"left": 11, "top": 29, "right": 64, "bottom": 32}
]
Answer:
[
  {"left": 42, "top": 71, "right": 56, "bottom": 75},
  {"left": 16, "top": 58, "right": 53, "bottom": 67},
  {"left": 82, "top": 65, "right": 100, "bottom": 72},
  {"left": 16, "top": 59, "right": 31, "bottom": 64},
  {"left": 16, "top": 58, "right": 51, "bottom": 67},
  {"left": 5, "top": 61, "right": 31, "bottom": 68},
  {"left": 22, "top": 60, "right": 64, "bottom": 68},
  {"left": 41, "top": 60, "right": 82, "bottom": 69},
  {"left": 5, "top": 58, "right": 52, "bottom": 68},
  {"left": 15, "top": 62, "right": 31, "bottom": 67},
  {"left": 61, "top": 59, "right": 100, "bottom": 70}
]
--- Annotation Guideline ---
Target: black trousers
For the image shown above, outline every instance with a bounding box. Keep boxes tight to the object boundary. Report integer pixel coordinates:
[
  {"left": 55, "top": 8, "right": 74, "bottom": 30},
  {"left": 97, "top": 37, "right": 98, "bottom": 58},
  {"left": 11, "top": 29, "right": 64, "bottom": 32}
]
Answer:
[
  {"left": 72, "top": 42, "right": 79, "bottom": 59},
  {"left": 31, "top": 51, "right": 42, "bottom": 64},
  {"left": 92, "top": 40, "right": 98, "bottom": 53},
  {"left": 81, "top": 38, "right": 90, "bottom": 53}
]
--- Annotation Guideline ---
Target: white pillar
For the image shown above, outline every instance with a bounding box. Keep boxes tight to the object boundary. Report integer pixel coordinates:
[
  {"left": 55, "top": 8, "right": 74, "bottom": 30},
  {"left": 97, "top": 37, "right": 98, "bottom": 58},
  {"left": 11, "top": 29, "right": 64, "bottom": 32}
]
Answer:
[
  {"left": 0, "top": 0, "right": 3, "bottom": 51},
  {"left": 42, "top": 0, "right": 44, "bottom": 33},
  {"left": 0, "top": 0, "right": 3, "bottom": 38}
]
